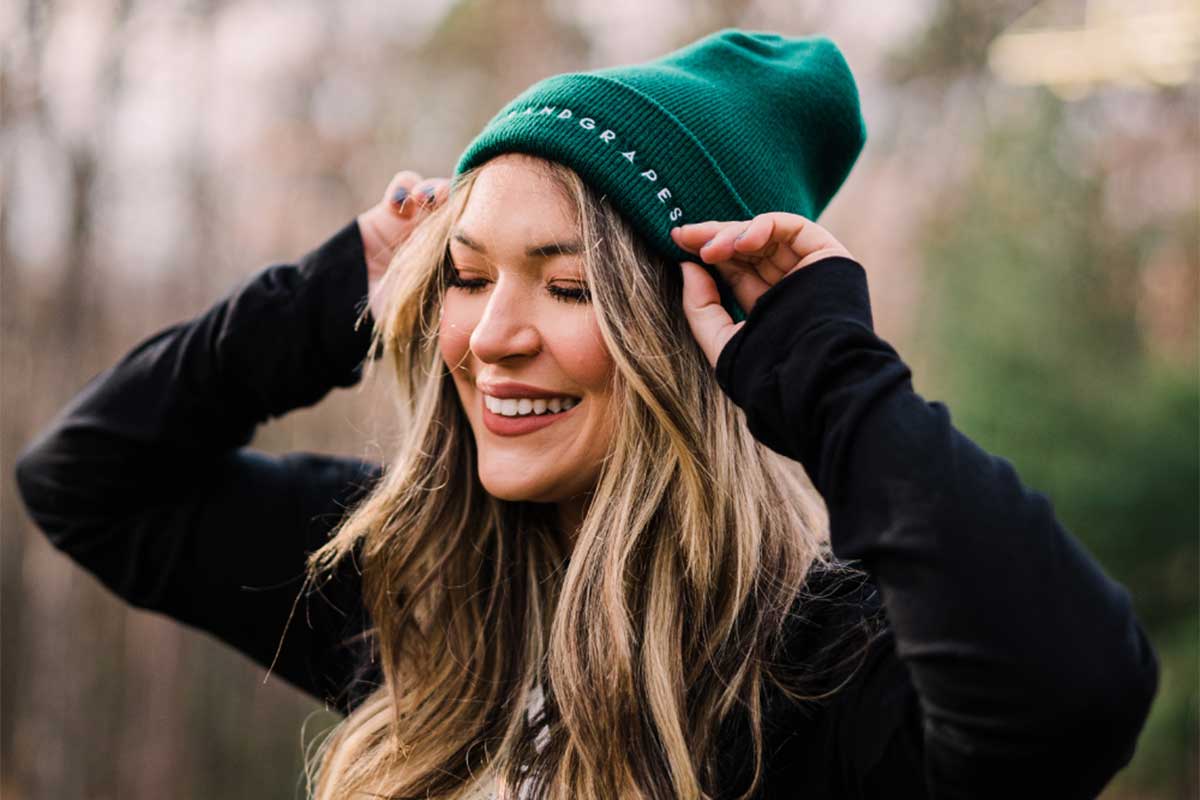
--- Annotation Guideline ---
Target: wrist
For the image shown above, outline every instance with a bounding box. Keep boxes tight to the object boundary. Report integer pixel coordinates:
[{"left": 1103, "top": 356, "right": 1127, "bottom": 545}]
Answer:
[
  {"left": 355, "top": 211, "right": 392, "bottom": 283},
  {"left": 715, "top": 256, "right": 873, "bottom": 405}
]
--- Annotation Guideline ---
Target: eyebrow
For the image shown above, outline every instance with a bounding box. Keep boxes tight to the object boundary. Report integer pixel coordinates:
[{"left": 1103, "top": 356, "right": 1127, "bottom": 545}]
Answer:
[{"left": 451, "top": 227, "right": 583, "bottom": 260}]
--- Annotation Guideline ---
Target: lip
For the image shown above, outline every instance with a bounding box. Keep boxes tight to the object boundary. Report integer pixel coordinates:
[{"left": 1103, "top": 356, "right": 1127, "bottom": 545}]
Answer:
[
  {"left": 481, "top": 394, "right": 582, "bottom": 436},
  {"left": 477, "top": 380, "right": 581, "bottom": 400}
]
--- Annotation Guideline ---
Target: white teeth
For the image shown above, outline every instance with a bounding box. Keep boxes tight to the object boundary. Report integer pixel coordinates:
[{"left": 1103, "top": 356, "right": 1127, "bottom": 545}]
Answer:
[{"left": 484, "top": 394, "right": 579, "bottom": 417}]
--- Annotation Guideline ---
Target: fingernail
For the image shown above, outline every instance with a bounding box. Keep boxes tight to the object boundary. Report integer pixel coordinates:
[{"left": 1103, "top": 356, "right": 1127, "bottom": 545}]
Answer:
[
  {"left": 390, "top": 186, "right": 408, "bottom": 207},
  {"left": 734, "top": 227, "right": 748, "bottom": 241},
  {"left": 702, "top": 238, "right": 715, "bottom": 249},
  {"left": 422, "top": 186, "right": 437, "bottom": 204}
]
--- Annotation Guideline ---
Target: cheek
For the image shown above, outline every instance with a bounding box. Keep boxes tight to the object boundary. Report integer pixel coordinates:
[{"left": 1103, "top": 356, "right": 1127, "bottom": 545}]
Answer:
[
  {"left": 438, "top": 297, "right": 474, "bottom": 371},
  {"left": 554, "top": 318, "right": 613, "bottom": 393}
]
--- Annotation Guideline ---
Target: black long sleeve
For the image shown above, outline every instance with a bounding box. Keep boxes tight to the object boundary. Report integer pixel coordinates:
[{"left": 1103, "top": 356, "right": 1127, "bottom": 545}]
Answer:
[
  {"left": 14, "top": 221, "right": 384, "bottom": 713},
  {"left": 715, "top": 256, "right": 1159, "bottom": 798}
]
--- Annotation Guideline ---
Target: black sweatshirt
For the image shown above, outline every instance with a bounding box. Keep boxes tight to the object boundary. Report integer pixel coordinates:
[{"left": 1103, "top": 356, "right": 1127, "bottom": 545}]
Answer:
[{"left": 14, "top": 220, "right": 1158, "bottom": 799}]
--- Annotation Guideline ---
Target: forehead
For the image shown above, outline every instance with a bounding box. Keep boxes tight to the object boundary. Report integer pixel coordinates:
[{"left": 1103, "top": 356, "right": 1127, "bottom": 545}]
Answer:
[{"left": 453, "top": 156, "right": 579, "bottom": 249}]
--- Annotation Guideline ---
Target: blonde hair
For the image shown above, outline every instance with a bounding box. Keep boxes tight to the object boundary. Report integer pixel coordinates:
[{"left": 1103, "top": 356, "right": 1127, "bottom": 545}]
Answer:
[{"left": 301, "top": 154, "right": 873, "bottom": 799}]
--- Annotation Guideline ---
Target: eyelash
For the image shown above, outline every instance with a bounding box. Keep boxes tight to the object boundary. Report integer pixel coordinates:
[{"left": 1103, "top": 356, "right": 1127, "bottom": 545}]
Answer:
[{"left": 446, "top": 269, "right": 592, "bottom": 304}]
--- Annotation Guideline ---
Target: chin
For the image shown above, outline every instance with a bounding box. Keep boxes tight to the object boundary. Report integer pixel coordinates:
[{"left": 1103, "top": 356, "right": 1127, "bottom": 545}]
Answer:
[{"left": 478, "top": 470, "right": 554, "bottom": 503}]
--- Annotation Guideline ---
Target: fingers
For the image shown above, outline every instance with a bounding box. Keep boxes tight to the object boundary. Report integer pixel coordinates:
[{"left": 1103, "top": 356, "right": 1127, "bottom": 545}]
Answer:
[
  {"left": 358, "top": 171, "right": 452, "bottom": 287},
  {"left": 671, "top": 214, "right": 856, "bottom": 354},
  {"left": 679, "top": 260, "right": 745, "bottom": 369},
  {"left": 776, "top": 213, "right": 854, "bottom": 271},
  {"left": 671, "top": 212, "right": 855, "bottom": 283},
  {"left": 728, "top": 214, "right": 792, "bottom": 281},
  {"left": 382, "top": 172, "right": 451, "bottom": 217},
  {"left": 383, "top": 171, "right": 424, "bottom": 213},
  {"left": 671, "top": 217, "right": 777, "bottom": 316},
  {"left": 670, "top": 220, "right": 728, "bottom": 251},
  {"left": 415, "top": 177, "right": 452, "bottom": 210},
  {"left": 710, "top": 259, "right": 771, "bottom": 319},
  {"left": 697, "top": 221, "right": 752, "bottom": 266}
]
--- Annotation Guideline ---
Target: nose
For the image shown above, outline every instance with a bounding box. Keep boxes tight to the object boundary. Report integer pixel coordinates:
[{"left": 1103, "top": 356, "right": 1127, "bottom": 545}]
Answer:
[{"left": 467, "top": 276, "right": 542, "bottom": 364}]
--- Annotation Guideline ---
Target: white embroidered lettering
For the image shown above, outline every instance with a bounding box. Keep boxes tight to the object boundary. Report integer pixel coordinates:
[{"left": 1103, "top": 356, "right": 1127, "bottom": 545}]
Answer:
[{"left": 491, "top": 105, "right": 683, "bottom": 227}]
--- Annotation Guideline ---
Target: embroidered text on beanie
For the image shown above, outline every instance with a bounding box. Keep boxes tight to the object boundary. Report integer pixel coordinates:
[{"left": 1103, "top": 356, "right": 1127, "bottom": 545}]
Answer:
[{"left": 454, "top": 28, "right": 867, "bottom": 322}]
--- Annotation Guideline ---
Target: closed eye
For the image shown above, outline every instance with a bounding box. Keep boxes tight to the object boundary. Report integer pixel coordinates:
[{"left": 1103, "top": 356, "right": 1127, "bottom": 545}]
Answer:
[{"left": 445, "top": 266, "right": 591, "bottom": 305}]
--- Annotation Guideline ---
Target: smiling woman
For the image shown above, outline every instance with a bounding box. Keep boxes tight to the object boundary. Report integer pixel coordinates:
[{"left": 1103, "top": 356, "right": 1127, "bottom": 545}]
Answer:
[
  {"left": 13, "top": 26, "right": 1158, "bottom": 800},
  {"left": 304, "top": 150, "right": 840, "bottom": 798}
]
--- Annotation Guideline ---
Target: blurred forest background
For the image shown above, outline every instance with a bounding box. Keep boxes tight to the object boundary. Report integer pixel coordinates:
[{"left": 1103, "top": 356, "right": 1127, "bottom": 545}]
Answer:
[{"left": 2, "top": 0, "right": 1196, "bottom": 797}]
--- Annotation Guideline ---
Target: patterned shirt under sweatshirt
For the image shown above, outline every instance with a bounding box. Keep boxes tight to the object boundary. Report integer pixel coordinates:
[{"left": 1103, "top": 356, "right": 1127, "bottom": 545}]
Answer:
[{"left": 461, "top": 684, "right": 550, "bottom": 800}]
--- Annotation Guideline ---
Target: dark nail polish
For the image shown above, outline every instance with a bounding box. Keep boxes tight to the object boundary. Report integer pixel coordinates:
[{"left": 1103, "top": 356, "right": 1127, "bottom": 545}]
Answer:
[
  {"left": 422, "top": 186, "right": 437, "bottom": 203},
  {"left": 390, "top": 186, "right": 409, "bottom": 206}
]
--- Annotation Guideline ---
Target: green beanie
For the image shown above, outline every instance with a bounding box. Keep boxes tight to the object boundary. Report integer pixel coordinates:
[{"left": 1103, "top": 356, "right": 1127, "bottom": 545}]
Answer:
[{"left": 453, "top": 28, "right": 867, "bottom": 322}]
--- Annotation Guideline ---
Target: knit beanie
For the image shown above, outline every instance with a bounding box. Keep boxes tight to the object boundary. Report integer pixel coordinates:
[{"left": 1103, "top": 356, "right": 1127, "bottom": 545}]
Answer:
[{"left": 453, "top": 28, "right": 867, "bottom": 322}]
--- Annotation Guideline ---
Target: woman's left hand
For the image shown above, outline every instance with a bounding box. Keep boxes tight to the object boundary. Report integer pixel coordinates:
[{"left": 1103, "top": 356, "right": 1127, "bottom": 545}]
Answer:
[{"left": 670, "top": 212, "right": 855, "bottom": 368}]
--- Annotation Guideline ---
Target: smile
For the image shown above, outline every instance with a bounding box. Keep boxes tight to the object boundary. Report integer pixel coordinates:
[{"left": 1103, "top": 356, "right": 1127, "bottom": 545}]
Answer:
[{"left": 481, "top": 394, "right": 582, "bottom": 436}]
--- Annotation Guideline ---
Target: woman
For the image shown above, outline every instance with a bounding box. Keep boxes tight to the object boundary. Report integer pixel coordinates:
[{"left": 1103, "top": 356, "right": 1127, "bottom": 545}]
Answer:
[{"left": 15, "top": 29, "right": 1157, "bottom": 800}]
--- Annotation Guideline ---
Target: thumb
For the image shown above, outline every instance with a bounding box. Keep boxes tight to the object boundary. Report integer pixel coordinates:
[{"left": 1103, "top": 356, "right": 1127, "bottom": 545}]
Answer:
[{"left": 679, "top": 261, "right": 745, "bottom": 369}]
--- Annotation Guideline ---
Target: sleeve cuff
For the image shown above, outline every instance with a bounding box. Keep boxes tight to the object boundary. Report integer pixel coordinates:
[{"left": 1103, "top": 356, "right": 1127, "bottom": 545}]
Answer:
[
  {"left": 295, "top": 219, "right": 378, "bottom": 388},
  {"left": 714, "top": 256, "right": 873, "bottom": 409}
]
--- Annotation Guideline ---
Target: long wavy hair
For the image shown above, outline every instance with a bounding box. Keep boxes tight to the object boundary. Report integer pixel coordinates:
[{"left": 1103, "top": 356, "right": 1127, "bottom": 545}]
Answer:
[{"left": 300, "top": 154, "right": 874, "bottom": 800}]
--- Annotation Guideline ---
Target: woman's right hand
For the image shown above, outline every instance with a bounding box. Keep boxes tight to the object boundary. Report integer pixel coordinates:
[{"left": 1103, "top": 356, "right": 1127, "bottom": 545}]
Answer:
[{"left": 357, "top": 171, "right": 451, "bottom": 322}]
